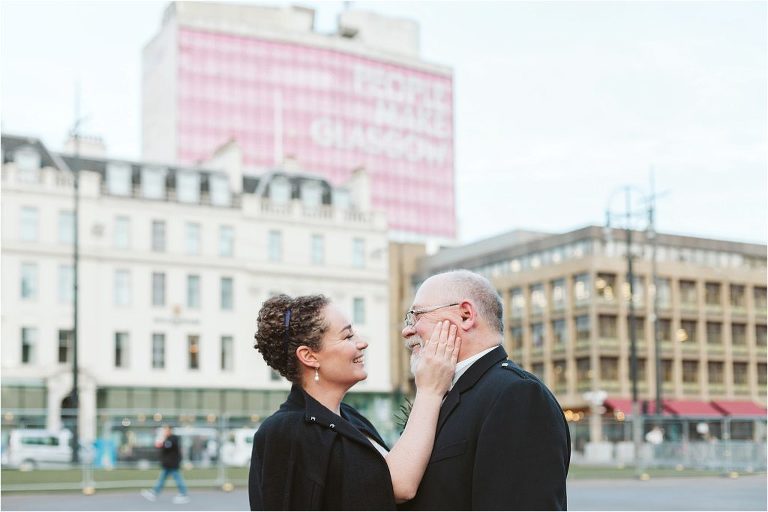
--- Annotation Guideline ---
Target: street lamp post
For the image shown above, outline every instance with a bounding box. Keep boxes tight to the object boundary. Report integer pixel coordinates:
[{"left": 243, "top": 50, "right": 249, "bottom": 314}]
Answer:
[{"left": 605, "top": 186, "right": 647, "bottom": 477}]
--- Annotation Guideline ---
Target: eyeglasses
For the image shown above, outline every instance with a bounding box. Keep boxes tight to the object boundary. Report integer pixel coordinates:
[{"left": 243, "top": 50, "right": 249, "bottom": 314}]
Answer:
[{"left": 404, "top": 303, "right": 459, "bottom": 328}]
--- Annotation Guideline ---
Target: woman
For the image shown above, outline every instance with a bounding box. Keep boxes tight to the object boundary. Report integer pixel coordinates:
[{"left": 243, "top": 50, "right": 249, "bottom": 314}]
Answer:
[{"left": 249, "top": 294, "right": 460, "bottom": 510}]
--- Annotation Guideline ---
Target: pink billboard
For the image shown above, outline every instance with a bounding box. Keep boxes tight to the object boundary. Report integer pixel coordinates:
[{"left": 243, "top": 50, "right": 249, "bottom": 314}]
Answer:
[{"left": 175, "top": 28, "right": 455, "bottom": 238}]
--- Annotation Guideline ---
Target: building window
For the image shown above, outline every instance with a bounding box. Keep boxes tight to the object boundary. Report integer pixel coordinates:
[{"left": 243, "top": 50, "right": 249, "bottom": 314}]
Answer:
[
  {"left": 595, "top": 273, "right": 617, "bottom": 301},
  {"left": 758, "top": 363, "right": 766, "bottom": 386},
  {"left": 708, "top": 361, "right": 724, "bottom": 384},
  {"left": 552, "top": 319, "right": 567, "bottom": 347},
  {"left": 600, "top": 357, "right": 619, "bottom": 381},
  {"left": 531, "top": 363, "right": 544, "bottom": 380},
  {"left": 301, "top": 180, "right": 323, "bottom": 207},
  {"left": 106, "top": 162, "right": 132, "bottom": 196},
  {"left": 220, "top": 277, "right": 234, "bottom": 310},
  {"left": 15, "top": 146, "right": 41, "bottom": 172},
  {"left": 20, "top": 206, "right": 38, "bottom": 241},
  {"left": 576, "top": 358, "right": 591, "bottom": 382},
  {"left": 624, "top": 276, "right": 645, "bottom": 304},
  {"left": 510, "top": 326, "right": 524, "bottom": 349},
  {"left": 219, "top": 226, "right": 234, "bottom": 257},
  {"left": 705, "top": 282, "right": 721, "bottom": 306},
  {"left": 729, "top": 284, "right": 745, "bottom": 308},
  {"left": 598, "top": 315, "right": 617, "bottom": 338},
  {"left": 185, "top": 222, "right": 201, "bottom": 255},
  {"left": 311, "top": 234, "right": 324, "bottom": 265},
  {"left": 188, "top": 335, "right": 200, "bottom": 370},
  {"left": 269, "top": 176, "right": 291, "bottom": 203},
  {"left": 551, "top": 279, "right": 566, "bottom": 310},
  {"left": 510, "top": 288, "right": 525, "bottom": 317},
  {"left": 114, "top": 216, "right": 130, "bottom": 249},
  {"left": 756, "top": 325, "right": 767, "bottom": 347},
  {"left": 20, "top": 262, "right": 38, "bottom": 300},
  {"left": 114, "top": 332, "right": 129, "bottom": 368},
  {"left": 553, "top": 361, "right": 567, "bottom": 387},
  {"left": 656, "top": 278, "right": 671, "bottom": 308},
  {"left": 627, "top": 315, "right": 646, "bottom": 343},
  {"left": 353, "top": 297, "right": 366, "bottom": 324},
  {"left": 661, "top": 359, "right": 673, "bottom": 382},
  {"left": 21, "top": 327, "right": 37, "bottom": 364},
  {"left": 680, "top": 280, "right": 697, "bottom": 306},
  {"left": 58, "top": 265, "right": 73, "bottom": 303},
  {"left": 679, "top": 319, "right": 697, "bottom": 343},
  {"left": 682, "top": 360, "right": 698, "bottom": 383},
  {"left": 114, "top": 269, "right": 131, "bottom": 306},
  {"left": 754, "top": 286, "right": 767, "bottom": 310},
  {"left": 530, "top": 284, "right": 546, "bottom": 313},
  {"left": 221, "top": 336, "right": 234, "bottom": 372},
  {"left": 732, "top": 362, "right": 748, "bottom": 386},
  {"left": 268, "top": 230, "right": 282, "bottom": 262},
  {"left": 187, "top": 275, "right": 201, "bottom": 309},
  {"left": 151, "top": 220, "right": 166, "bottom": 252},
  {"left": 573, "top": 274, "right": 590, "bottom": 304},
  {"left": 575, "top": 315, "right": 590, "bottom": 341},
  {"left": 177, "top": 170, "right": 200, "bottom": 203},
  {"left": 152, "top": 333, "right": 165, "bottom": 369},
  {"left": 531, "top": 322, "right": 544, "bottom": 348},
  {"left": 706, "top": 322, "right": 722, "bottom": 345},
  {"left": 731, "top": 323, "right": 747, "bottom": 346},
  {"left": 352, "top": 238, "right": 365, "bottom": 268},
  {"left": 636, "top": 358, "right": 647, "bottom": 382},
  {"left": 141, "top": 166, "right": 166, "bottom": 199},
  {"left": 58, "top": 211, "right": 74, "bottom": 244},
  {"left": 58, "top": 329, "right": 73, "bottom": 363},
  {"left": 152, "top": 272, "right": 165, "bottom": 307},
  {"left": 657, "top": 318, "right": 672, "bottom": 341},
  {"left": 209, "top": 174, "right": 231, "bottom": 206}
]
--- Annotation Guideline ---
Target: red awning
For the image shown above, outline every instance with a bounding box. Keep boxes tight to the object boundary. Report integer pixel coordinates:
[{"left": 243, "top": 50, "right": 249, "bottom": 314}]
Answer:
[
  {"left": 664, "top": 400, "right": 723, "bottom": 417},
  {"left": 603, "top": 398, "right": 666, "bottom": 415},
  {"left": 711, "top": 400, "right": 767, "bottom": 417}
]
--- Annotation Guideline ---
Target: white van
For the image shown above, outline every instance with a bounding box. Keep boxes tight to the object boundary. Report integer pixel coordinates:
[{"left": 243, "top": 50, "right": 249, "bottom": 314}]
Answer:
[
  {"left": 2, "top": 429, "right": 73, "bottom": 469},
  {"left": 221, "top": 428, "right": 257, "bottom": 467}
]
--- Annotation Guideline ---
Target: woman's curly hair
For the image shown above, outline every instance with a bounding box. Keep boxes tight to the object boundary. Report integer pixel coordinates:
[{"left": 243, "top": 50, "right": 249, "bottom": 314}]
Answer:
[{"left": 254, "top": 294, "right": 330, "bottom": 383}]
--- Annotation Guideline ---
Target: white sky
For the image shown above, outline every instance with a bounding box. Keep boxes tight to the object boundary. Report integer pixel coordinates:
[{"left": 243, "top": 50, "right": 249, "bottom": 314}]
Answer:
[{"left": 1, "top": 0, "right": 766, "bottom": 244}]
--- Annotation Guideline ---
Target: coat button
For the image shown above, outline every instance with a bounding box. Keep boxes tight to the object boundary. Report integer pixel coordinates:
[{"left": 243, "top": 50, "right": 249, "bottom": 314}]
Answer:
[
  {"left": 310, "top": 416, "right": 316, "bottom": 421},
  {"left": 329, "top": 423, "right": 335, "bottom": 429},
  {"left": 501, "top": 362, "right": 509, "bottom": 367}
]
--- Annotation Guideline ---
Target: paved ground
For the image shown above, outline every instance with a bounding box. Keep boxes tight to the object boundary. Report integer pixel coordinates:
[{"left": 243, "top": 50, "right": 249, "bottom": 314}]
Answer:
[{"left": 2, "top": 475, "right": 766, "bottom": 510}]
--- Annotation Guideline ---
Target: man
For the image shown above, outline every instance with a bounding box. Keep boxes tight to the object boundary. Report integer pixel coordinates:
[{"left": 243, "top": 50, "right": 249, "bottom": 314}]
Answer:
[
  {"left": 141, "top": 425, "right": 190, "bottom": 504},
  {"left": 401, "top": 270, "right": 570, "bottom": 510}
]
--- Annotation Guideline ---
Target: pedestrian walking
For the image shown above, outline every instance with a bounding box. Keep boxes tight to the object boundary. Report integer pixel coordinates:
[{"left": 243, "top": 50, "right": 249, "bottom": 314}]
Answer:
[{"left": 141, "top": 425, "right": 190, "bottom": 504}]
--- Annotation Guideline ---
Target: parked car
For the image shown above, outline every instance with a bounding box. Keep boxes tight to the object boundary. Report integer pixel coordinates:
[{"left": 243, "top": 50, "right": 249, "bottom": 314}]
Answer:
[
  {"left": 2, "top": 429, "right": 75, "bottom": 469},
  {"left": 221, "top": 428, "right": 257, "bottom": 467}
]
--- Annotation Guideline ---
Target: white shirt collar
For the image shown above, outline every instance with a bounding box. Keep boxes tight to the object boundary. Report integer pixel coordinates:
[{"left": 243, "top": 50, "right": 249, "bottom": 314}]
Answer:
[{"left": 451, "top": 345, "right": 499, "bottom": 389}]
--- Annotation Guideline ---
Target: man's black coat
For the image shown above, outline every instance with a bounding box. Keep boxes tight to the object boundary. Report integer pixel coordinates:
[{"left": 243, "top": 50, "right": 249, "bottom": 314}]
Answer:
[
  {"left": 249, "top": 385, "right": 396, "bottom": 510},
  {"left": 159, "top": 434, "right": 182, "bottom": 470},
  {"left": 402, "top": 345, "right": 570, "bottom": 511}
]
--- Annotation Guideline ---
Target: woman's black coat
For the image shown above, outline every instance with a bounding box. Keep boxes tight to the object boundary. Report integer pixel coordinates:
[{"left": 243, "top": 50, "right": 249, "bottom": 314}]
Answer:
[{"left": 249, "top": 385, "right": 396, "bottom": 510}]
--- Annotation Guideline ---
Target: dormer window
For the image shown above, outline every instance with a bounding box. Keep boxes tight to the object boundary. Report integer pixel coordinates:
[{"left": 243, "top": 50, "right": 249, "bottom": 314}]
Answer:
[
  {"left": 301, "top": 180, "right": 323, "bottom": 207},
  {"left": 107, "top": 162, "right": 132, "bottom": 196},
  {"left": 333, "top": 189, "right": 351, "bottom": 210},
  {"left": 269, "top": 176, "right": 291, "bottom": 204},
  {"left": 177, "top": 170, "right": 200, "bottom": 203},
  {"left": 209, "top": 174, "right": 230, "bottom": 206},
  {"left": 15, "top": 146, "right": 41, "bottom": 172},
  {"left": 141, "top": 166, "right": 167, "bottom": 199}
]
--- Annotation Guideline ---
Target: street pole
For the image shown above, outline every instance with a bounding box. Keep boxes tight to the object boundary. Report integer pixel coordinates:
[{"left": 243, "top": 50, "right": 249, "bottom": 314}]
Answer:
[
  {"left": 624, "top": 189, "right": 642, "bottom": 477},
  {"left": 649, "top": 170, "right": 663, "bottom": 421},
  {"left": 70, "top": 87, "right": 82, "bottom": 464}
]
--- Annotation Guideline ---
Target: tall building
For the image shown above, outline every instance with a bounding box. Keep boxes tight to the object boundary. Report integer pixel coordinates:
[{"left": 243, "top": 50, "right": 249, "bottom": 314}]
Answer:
[
  {"left": 1, "top": 134, "right": 393, "bottom": 446},
  {"left": 143, "top": 2, "right": 455, "bottom": 243},
  {"left": 413, "top": 226, "right": 767, "bottom": 447}
]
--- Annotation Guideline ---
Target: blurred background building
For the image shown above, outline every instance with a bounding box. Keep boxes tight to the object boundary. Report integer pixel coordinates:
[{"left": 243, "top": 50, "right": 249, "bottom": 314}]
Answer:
[
  {"left": 1, "top": 133, "right": 393, "bottom": 452},
  {"left": 143, "top": 1, "right": 455, "bottom": 244},
  {"left": 411, "top": 225, "right": 767, "bottom": 456}
]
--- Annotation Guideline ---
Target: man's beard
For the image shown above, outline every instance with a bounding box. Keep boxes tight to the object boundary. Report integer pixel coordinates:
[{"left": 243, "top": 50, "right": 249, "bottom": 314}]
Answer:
[{"left": 408, "top": 337, "right": 424, "bottom": 376}]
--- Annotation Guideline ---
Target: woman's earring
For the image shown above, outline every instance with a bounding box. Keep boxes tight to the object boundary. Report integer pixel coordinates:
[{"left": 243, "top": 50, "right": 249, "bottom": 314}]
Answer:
[{"left": 314, "top": 367, "right": 320, "bottom": 382}]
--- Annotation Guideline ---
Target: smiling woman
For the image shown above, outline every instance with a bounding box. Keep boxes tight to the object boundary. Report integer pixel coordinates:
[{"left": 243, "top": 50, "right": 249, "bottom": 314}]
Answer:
[{"left": 249, "top": 294, "right": 460, "bottom": 510}]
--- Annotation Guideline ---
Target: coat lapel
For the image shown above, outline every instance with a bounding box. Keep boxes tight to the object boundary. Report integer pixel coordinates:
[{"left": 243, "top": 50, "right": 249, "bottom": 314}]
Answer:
[{"left": 436, "top": 345, "right": 508, "bottom": 434}]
